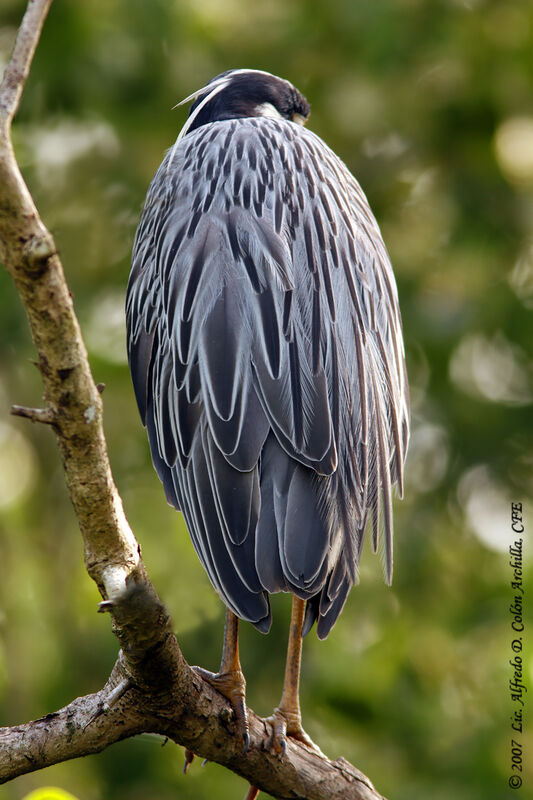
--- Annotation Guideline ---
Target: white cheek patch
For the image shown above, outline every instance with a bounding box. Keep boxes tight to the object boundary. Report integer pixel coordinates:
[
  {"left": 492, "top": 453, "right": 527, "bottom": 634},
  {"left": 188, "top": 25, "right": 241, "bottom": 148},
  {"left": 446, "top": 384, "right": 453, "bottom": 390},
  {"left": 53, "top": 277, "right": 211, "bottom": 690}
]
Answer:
[{"left": 255, "top": 102, "right": 284, "bottom": 120}]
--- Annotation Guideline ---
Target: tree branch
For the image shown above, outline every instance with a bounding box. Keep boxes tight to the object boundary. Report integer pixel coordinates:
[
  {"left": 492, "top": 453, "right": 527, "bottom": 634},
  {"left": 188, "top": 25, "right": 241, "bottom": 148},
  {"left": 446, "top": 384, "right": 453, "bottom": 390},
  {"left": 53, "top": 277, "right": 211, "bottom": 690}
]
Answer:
[
  {"left": 0, "top": 0, "right": 140, "bottom": 600},
  {"left": 0, "top": 672, "right": 145, "bottom": 784},
  {"left": 10, "top": 403, "right": 56, "bottom": 423},
  {"left": 0, "top": 3, "right": 389, "bottom": 799},
  {"left": 0, "top": 0, "right": 52, "bottom": 126},
  {"left": 0, "top": 584, "right": 385, "bottom": 800}
]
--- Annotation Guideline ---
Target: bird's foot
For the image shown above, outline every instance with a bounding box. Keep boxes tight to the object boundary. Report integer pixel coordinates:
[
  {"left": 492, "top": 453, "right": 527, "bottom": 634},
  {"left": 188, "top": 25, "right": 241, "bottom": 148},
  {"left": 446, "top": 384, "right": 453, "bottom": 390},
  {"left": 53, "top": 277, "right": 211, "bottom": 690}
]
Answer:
[
  {"left": 193, "top": 665, "right": 249, "bottom": 753},
  {"left": 263, "top": 706, "right": 324, "bottom": 758}
]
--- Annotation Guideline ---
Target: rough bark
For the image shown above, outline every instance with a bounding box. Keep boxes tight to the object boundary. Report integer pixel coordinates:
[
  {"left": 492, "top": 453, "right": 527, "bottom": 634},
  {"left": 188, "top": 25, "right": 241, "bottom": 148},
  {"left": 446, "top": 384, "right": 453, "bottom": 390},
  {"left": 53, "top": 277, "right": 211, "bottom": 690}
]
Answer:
[
  {"left": 0, "top": 0, "right": 140, "bottom": 601},
  {"left": 0, "top": 3, "right": 388, "bottom": 799}
]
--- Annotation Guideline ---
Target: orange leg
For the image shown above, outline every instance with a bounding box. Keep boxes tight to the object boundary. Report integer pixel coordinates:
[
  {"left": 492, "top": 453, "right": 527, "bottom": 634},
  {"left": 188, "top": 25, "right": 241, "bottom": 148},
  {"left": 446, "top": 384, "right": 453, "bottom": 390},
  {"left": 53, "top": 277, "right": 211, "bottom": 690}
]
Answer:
[
  {"left": 194, "top": 609, "right": 249, "bottom": 752},
  {"left": 265, "top": 595, "right": 322, "bottom": 757}
]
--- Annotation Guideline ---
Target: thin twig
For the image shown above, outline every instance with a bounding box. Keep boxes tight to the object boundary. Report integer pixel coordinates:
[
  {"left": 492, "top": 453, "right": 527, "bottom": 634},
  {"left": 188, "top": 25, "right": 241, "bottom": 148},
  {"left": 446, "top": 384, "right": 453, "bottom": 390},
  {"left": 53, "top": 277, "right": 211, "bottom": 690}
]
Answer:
[
  {"left": 0, "top": 0, "right": 53, "bottom": 128},
  {"left": 11, "top": 404, "right": 56, "bottom": 424}
]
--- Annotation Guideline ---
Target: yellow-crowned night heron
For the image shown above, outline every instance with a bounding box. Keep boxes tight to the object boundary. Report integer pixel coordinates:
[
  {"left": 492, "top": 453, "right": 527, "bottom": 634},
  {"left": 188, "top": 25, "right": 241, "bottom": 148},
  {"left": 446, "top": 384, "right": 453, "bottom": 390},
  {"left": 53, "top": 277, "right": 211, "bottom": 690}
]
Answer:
[{"left": 126, "top": 69, "right": 409, "bottom": 755}]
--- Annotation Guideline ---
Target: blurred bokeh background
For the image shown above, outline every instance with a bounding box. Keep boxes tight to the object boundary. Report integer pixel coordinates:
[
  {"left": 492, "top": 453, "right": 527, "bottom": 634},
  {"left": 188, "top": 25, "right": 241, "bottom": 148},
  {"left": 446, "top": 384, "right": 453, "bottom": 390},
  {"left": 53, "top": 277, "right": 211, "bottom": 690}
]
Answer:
[{"left": 0, "top": 0, "right": 532, "bottom": 798}]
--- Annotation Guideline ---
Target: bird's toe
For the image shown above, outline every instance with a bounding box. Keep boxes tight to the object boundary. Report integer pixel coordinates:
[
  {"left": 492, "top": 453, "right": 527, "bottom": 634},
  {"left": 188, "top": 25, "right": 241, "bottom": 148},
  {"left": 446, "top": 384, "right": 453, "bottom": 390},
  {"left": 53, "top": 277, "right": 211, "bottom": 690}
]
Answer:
[
  {"left": 193, "top": 665, "right": 249, "bottom": 753},
  {"left": 263, "top": 707, "right": 325, "bottom": 759},
  {"left": 263, "top": 708, "right": 287, "bottom": 757}
]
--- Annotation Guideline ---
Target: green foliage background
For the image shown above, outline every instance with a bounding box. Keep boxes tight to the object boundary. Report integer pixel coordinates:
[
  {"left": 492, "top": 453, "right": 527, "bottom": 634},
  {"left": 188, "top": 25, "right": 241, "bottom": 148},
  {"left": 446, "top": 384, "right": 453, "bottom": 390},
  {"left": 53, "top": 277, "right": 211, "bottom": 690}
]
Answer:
[{"left": 0, "top": 0, "right": 532, "bottom": 798}]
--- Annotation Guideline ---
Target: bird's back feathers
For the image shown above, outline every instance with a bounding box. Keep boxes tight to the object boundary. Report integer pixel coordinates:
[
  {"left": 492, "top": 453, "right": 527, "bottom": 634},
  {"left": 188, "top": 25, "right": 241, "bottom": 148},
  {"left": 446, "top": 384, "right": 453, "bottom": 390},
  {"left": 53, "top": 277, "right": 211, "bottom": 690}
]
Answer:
[{"left": 127, "top": 116, "right": 409, "bottom": 637}]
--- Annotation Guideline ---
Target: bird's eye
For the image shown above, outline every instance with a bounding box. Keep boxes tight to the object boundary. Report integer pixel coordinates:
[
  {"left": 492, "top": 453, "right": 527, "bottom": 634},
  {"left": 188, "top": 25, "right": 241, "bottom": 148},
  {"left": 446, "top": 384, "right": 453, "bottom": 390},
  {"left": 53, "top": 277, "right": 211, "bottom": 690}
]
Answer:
[{"left": 291, "top": 112, "right": 307, "bottom": 126}]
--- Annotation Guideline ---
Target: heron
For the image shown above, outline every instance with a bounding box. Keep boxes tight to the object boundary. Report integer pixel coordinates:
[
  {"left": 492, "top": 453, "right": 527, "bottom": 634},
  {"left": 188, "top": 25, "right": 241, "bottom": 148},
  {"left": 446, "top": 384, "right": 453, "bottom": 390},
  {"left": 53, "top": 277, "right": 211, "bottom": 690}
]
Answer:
[{"left": 126, "top": 69, "right": 409, "bottom": 756}]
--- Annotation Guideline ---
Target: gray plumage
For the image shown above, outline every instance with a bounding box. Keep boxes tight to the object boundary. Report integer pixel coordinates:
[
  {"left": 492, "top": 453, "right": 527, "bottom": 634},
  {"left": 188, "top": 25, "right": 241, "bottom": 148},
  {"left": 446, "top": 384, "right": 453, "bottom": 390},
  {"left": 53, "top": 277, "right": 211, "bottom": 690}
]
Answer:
[{"left": 127, "top": 70, "right": 409, "bottom": 639}]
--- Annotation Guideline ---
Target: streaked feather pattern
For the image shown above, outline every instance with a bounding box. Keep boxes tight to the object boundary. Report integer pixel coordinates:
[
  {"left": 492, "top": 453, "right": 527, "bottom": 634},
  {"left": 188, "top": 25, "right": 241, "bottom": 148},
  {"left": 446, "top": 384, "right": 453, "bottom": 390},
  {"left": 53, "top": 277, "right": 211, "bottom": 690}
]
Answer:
[{"left": 127, "top": 116, "right": 409, "bottom": 638}]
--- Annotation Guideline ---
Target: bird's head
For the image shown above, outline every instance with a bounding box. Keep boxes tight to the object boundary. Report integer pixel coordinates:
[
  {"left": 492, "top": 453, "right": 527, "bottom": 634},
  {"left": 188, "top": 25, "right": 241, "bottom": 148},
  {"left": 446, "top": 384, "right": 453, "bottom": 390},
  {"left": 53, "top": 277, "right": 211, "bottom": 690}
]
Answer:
[{"left": 176, "top": 69, "right": 310, "bottom": 140}]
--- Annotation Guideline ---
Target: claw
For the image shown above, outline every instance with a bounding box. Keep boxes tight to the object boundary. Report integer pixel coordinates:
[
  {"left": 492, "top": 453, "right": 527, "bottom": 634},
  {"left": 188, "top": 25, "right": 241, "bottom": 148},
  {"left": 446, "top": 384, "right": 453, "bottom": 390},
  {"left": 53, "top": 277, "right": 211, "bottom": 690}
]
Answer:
[
  {"left": 263, "top": 707, "right": 324, "bottom": 758},
  {"left": 183, "top": 748, "right": 195, "bottom": 774}
]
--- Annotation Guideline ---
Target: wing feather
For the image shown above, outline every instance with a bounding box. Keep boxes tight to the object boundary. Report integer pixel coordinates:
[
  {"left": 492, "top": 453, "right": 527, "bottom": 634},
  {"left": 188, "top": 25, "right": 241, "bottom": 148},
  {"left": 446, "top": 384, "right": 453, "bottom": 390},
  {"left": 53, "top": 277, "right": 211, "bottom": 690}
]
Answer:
[{"left": 126, "top": 116, "right": 409, "bottom": 634}]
